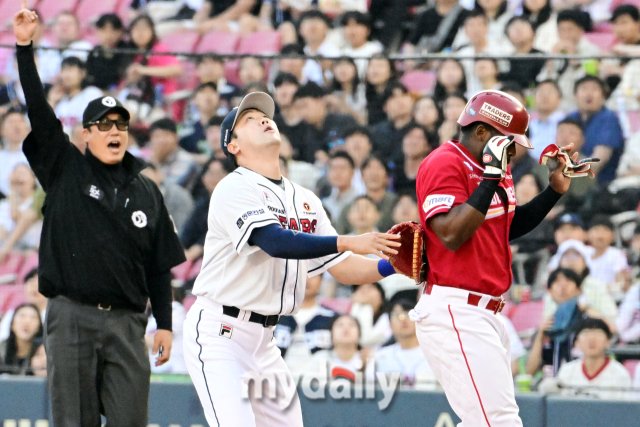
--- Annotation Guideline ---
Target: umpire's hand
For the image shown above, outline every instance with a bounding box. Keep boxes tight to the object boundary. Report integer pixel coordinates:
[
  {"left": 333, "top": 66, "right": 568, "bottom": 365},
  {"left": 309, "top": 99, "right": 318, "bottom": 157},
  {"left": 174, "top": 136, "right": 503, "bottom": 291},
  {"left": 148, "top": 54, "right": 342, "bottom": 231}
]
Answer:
[
  {"left": 153, "top": 329, "right": 172, "bottom": 366},
  {"left": 14, "top": 0, "right": 38, "bottom": 45}
]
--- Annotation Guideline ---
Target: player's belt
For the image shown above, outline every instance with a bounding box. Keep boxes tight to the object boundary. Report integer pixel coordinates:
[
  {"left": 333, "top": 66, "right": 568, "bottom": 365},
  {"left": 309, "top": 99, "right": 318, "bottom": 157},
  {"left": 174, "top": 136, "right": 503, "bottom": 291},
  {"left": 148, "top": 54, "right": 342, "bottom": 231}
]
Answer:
[
  {"left": 222, "top": 305, "right": 280, "bottom": 327},
  {"left": 424, "top": 284, "right": 505, "bottom": 314}
]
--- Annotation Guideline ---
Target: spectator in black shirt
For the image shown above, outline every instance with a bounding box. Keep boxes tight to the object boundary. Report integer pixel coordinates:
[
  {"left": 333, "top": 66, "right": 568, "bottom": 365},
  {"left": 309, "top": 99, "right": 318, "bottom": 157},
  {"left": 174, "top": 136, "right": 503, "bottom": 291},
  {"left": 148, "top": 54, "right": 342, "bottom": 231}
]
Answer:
[
  {"left": 404, "top": 0, "right": 470, "bottom": 54},
  {"left": 195, "top": 54, "right": 239, "bottom": 112},
  {"left": 499, "top": 16, "right": 546, "bottom": 90},
  {"left": 433, "top": 58, "right": 467, "bottom": 107},
  {"left": 194, "top": 0, "right": 260, "bottom": 34},
  {"left": 370, "top": 82, "right": 416, "bottom": 161},
  {"left": 365, "top": 55, "right": 397, "bottom": 126},
  {"left": 181, "top": 158, "right": 232, "bottom": 262},
  {"left": 293, "top": 82, "right": 357, "bottom": 163},
  {"left": 13, "top": 5, "right": 186, "bottom": 424},
  {"left": 86, "top": 14, "right": 130, "bottom": 91},
  {"left": 392, "top": 125, "right": 436, "bottom": 195}
]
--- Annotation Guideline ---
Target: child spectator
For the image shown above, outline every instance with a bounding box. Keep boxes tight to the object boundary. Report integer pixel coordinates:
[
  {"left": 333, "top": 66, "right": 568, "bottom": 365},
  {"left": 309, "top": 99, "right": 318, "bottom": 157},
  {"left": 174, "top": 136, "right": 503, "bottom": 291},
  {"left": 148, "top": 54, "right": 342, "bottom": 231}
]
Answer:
[
  {"left": 275, "top": 275, "right": 337, "bottom": 379},
  {"left": 0, "top": 303, "right": 43, "bottom": 375},
  {"left": 375, "top": 299, "right": 438, "bottom": 390},
  {"left": 587, "top": 216, "right": 629, "bottom": 300},
  {"left": 306, "top": 314, "right": 372, "bottom": 380},
  {"left": 540, "top": 318, "right": 632, "bottom": 400},
  {"left": 349, "top": 282, "right": 392, "bottom": 347}
]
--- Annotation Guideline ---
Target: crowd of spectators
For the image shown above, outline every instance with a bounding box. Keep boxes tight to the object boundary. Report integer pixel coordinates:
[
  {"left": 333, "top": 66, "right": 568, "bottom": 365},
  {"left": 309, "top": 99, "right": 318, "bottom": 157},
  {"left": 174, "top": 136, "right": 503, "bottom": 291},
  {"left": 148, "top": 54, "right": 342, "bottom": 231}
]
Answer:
[{"left": 1, "top": 0, "right": 640, "bottom": 400}]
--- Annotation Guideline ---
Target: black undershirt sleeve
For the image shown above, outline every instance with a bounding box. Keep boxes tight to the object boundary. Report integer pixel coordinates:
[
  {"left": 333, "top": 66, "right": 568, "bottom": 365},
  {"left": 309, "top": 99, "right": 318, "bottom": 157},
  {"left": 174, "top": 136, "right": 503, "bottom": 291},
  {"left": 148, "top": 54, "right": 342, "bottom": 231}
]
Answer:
[
  {"left": 509, "top": 186, "right": 563, "bottom": 241},
  {"left": 148, "top": 271, "right": 173, "bottom": 331}
]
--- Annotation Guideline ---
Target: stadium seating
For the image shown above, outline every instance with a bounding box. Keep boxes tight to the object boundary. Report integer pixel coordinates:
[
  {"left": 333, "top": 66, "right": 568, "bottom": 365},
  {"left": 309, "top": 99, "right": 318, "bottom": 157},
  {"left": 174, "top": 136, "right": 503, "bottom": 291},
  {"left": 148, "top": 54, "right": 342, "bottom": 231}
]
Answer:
[
  {"left": 0, "top": 252, "right": 25, "bottom": 285},
  {"left": 237, "top": 31, "right": 281, "bottom": 55},
  {"left": 400, "top": 71, "right": 438, "bottom": 96},
  {"left": 75, "top": 0, "right": 123, "bottom": 28},
  {"left": 623, "top": 359, "right": 639, "bottom": 379},
  {"left": 0, "top": 284, "right": 26, "bottom": 315},
  {"left": 584, "top": 32, "right": 617, "bottom": 52},
  {"left": 17, "top": 252, "right": 38, "bottom": 284},
  {"left": 37, "top": 0, "right": 79, "bottom": 24},
  {"left": 510, "top": 300, "right": 544, "bottom": 334},
  {"left": 160, "top": 30, "right": 200, "bottom": 54},
  {"left": 196, "top": 32, "right": 240, "bottom": 54},
  {"left": 0, "top": 0, "right": 38, "bottom": 29}
]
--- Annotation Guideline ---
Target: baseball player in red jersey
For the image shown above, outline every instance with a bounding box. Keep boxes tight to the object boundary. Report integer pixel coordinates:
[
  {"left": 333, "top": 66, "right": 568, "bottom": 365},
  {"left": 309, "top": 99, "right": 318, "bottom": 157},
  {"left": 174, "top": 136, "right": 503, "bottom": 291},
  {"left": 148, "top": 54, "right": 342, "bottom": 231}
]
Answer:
[{"left": 410, "top": 90, "right": 578, "bottom": 427}]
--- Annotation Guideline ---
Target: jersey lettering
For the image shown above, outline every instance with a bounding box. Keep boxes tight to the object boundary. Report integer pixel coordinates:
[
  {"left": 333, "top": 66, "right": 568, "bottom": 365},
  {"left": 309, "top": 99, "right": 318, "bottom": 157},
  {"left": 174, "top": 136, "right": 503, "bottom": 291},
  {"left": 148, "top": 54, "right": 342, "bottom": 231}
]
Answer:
[
  {"left": 278, "top": 216, "right": 317, "bottom": 234},
  {"left": 278, "top": 215, "right": 288, "bottom": 228},
  {"left": 289, "top": 218, "right": 299, "bottom": 231}
]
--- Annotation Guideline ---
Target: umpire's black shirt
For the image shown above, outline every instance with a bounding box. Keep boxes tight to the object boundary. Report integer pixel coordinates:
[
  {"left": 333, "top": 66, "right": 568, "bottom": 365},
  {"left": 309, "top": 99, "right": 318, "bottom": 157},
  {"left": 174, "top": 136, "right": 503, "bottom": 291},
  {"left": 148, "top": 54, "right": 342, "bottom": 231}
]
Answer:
[{"left": 17, "top": 43, "right": 186, "bottom": 330}]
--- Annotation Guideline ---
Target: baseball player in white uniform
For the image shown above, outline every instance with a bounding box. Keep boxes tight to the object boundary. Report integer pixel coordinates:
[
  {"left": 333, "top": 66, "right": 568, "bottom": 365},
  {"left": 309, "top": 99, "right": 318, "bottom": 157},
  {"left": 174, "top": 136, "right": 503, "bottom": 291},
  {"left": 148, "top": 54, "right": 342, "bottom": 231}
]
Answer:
[{"left": 183, "top": 92, "right": 401, "bottom": 427}]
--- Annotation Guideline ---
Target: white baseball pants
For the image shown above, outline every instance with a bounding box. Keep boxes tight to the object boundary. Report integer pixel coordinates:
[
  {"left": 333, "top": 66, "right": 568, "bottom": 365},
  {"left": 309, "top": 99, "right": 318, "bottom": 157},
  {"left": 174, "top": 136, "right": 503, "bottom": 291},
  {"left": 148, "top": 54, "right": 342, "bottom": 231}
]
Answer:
[
  {"left": 184, "top": 296, "right": 304, "bottom": 427},
  {"left": 411, "top": 285, "right": 522, "bottom": 427}
]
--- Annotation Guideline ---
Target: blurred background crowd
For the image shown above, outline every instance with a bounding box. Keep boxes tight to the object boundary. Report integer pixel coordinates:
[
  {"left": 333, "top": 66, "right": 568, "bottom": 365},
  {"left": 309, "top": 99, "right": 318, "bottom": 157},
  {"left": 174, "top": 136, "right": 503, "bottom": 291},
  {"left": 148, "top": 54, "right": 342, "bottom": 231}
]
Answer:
[{"left": 1, "top": 0, "right": 640, "bottom": 402}]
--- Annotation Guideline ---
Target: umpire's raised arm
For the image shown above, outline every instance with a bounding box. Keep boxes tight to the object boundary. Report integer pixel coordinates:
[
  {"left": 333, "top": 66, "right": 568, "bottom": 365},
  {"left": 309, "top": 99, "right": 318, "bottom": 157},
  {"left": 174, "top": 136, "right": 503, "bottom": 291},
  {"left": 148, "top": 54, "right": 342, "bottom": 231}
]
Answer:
[{"left": 14, "top": 3, "right": 72, "bottom": 191}]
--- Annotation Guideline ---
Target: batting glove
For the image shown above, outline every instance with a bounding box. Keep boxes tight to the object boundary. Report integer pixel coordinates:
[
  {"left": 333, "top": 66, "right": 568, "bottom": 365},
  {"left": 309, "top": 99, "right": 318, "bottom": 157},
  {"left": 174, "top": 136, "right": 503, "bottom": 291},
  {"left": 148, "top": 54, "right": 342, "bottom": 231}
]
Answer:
[
  {"left": 539, "top": 144, "right": 600, "bottom": 179},
  {"left": 482, "top": 135, "right": 515, "bottom": 180}
]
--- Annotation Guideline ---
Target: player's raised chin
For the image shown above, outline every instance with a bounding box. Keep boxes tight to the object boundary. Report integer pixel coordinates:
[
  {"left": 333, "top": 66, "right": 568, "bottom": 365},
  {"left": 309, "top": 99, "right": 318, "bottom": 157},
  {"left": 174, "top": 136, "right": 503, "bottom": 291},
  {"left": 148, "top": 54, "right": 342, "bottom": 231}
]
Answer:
[
  {"left": 228, "top": 108, "right": 281, "bottom": 158},
  {"left": 83, "top": 112, "right": 129, "bottom": 165}
]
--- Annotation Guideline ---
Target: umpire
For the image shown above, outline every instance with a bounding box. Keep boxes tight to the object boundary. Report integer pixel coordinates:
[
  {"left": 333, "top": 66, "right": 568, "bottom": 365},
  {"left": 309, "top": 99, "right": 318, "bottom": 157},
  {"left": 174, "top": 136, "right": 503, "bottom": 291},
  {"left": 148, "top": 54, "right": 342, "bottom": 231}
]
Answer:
[{"left": 13, "top": 4, "right": 186, "bottom": 427}]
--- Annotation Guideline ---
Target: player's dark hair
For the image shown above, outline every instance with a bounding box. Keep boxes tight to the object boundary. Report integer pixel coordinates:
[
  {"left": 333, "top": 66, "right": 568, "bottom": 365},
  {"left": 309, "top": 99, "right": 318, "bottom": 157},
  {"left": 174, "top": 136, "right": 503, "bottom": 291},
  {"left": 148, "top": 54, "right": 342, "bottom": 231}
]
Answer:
[
  {"left": 24, "top": 268, "right": 38, "bottom": 283},
  {"left": 574, "top": 317, "right": 612, "bottom": 340},
  {"left": 362, "top": 155, "right": 391, "bottom": 176},
  {"left": 547, "top": 267, "right": 583, "bottom": 289},
  {"left": 574, "top": 75, "right": 609, "bottom": 96},
  {"left": 329, "top": 151, "right": 355, "bottom": 169}
]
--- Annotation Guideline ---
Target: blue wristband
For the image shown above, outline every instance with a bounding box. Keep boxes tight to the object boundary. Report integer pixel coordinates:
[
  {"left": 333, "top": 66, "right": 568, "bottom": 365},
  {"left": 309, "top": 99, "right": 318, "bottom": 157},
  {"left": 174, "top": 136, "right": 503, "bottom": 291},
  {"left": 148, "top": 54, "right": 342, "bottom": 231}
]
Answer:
[{"left": 377, "top": 259, "right": 395, "bottom": 278}]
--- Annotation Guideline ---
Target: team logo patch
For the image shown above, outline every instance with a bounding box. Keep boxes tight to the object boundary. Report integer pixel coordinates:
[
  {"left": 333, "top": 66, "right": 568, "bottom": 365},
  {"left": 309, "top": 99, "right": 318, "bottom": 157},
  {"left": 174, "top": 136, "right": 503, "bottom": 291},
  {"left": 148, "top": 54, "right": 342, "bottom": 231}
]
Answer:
[
  {"left": 220, "top": 324, "right": 233, "bottom": 338},
  {"left": 423, "top": 194, "right": 455, "bottom": 214},
  {"left": 236, "top": 218, "right": 244, "bottom": 229},
  {"left": 263, "top": 192, "right": 272, "bottom": 202},
  {"left": 101, "top": 96, "right": 116, "bottom": 107},
  {"left": 469, "top": 107, "right": 476, "bottom": 116},
  {"left": 303, "top": 202, "right": 311, "bottom": 211},
  {"left": 483, "top": 154, "right": 493, "bottom": 163},
  {"left": 87, "top": 184, "right": 102, "bottom": 200},
  {"left": 479, "top": 102, "right": 513, "bottom": 127},
  {"left": 131, "top": 210, "right": 147, "bottom": 228}
]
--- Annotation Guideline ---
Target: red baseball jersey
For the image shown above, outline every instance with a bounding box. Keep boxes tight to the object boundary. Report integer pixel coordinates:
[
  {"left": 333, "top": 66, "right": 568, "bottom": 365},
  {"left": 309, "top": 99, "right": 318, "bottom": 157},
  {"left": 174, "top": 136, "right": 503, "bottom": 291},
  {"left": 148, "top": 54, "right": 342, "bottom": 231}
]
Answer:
[{"left": 416, "top": 140, "right": 516, "bottom": 297}]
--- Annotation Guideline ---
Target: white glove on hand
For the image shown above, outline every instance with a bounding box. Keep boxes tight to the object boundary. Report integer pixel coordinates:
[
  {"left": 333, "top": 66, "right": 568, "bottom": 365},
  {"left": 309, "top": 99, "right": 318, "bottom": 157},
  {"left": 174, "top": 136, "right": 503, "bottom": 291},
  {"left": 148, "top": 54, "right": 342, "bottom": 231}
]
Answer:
[{"left": 482, "top": 135, "right": 515, "bottom": 180}]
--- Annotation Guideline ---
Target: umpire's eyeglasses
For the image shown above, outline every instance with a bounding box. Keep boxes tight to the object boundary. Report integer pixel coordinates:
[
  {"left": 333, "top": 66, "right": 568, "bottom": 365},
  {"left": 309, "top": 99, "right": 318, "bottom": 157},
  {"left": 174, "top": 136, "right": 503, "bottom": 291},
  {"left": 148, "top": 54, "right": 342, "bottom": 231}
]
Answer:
[{"left": 87, "top": 118, "right": 129, "bottom": 132}]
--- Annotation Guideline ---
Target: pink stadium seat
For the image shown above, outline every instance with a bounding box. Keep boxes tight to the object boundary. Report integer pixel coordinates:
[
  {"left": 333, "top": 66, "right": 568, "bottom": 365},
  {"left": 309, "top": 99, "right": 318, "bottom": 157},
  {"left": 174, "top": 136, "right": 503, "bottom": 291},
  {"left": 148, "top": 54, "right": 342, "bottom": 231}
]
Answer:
[
  {"left": 0, "top": 252, "right": 25, "bottom": 284},
  {"left": 224, "top": 60, "right": 241, "bottom": 86},
  {"left": 0, "top": 31, "right": 16, "bottom": 73},
  {"left": 321, "top": 298, "right": 352, "bottom": 315},
  {"left": 401, "top": 71, "right": 437, "bottom": 96},
  {"left": 237, "top": 31, "right": 281, "bottom": 55},
  {"left": 38, "top": 0, "right": 79, "bottom": 24},
  {"left": 501, "top": 300, "right": 515, "bottom": 319},
  {"left": 183, "top": 294, "right": 197, "bottom": 313},
  {"left": 116, "top": 0, "right": 133, "bottom": 25},
  {"left": 0, "top": 0, "right": 38, "bottom": 29},
  {"left": 509, "top": 300, "right": 544, "bottom": 333},
  {"left": 196, "top": 31, "right": 240, "bottom": 54},
  {"left": 0, "top": 284, "right": 27, "bottom": 315},
  {"left": 18, "top": 251, "right": 38, "bottom": 284},
  {"left": 188, "top": 258, "right": 203, "bottom": 280},
  {"left": 160, "top": 30, "right": 200, "bottom": 54},
  {"left": 584, "top": 32, "right": 617, "bottom": 52},
  {"left": 627, "top": 110, "right": 640, "bottom": 133},
  {"left": 610, "top": 0, "right": 640, "bottom": 11},
  {"left": 624, "top": 359, "right": 639, "bottom": 378},
  {"left": 75, "top": 0, "right": 122, "bottom": 28}
]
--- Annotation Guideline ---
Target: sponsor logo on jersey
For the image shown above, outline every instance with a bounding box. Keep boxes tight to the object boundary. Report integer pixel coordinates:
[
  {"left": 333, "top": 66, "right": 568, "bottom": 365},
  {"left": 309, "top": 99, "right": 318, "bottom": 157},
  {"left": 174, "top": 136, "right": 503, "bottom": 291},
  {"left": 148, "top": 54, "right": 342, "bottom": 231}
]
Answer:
[
  {"left": 86, "top": 184, "right": 102, "bottom": 200},
  {"left": 423, "top": 194, "right": 455, "bottom": 214},
  {"left": 263, "top": 192, "right": 272, "bottom": 202},
  {"left": 303, "top": 202, "right": 311, "bottom": 211},
  {"left": 220, "top": 324, "right": 233, "bottom": 338},
  {"left": 469, "top": 174, "right": 482, "bottom": 180},
  {"left": 241, "top": 209, "right": 265, "bottom": 220},
  {"left": 483, "top": 154, "right": 492, "bottom": 163},
  {"left": 463, "top": 161, "right": 473, "bottom": 171},
  {"left": 479, "top": 102, "right": 513, "bottom": 127},
  {"left": 236, "top": 218, "right": 244, "bottom": 229},
  {"left": 268, "top": 205, "right": 285, "bottom": 215},
  {"left": 131, "top": 211, "right": 147, "bottom": 228}
]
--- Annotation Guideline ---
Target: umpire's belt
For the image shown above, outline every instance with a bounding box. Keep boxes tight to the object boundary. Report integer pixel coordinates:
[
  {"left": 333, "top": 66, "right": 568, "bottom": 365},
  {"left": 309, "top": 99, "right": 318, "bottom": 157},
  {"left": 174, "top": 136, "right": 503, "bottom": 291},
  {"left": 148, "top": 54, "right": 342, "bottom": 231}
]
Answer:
[{"left": 222, "top": 305, "right": 279, "bottom": 327}]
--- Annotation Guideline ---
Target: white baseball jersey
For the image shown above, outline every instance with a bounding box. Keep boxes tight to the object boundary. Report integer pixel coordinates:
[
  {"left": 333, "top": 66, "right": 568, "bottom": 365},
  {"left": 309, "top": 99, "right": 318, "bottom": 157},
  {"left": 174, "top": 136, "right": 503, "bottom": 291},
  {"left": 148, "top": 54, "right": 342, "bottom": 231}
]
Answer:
[
  {"left": 54, "top": 86, "right": 104, "bottom": 136},
  {"left": 556, "top": 357, "right": 632, "bottom": 400},
  {"left": 192, "top": 167, "right": 351, "bottom": 316}
]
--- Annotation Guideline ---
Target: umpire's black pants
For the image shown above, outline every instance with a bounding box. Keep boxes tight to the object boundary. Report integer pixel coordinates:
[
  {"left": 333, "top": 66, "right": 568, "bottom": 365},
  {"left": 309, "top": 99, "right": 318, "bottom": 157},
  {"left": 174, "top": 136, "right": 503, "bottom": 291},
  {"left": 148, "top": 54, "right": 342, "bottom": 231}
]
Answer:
[{"left": 45, "top": 296, "right": 150, "bottom": 427}]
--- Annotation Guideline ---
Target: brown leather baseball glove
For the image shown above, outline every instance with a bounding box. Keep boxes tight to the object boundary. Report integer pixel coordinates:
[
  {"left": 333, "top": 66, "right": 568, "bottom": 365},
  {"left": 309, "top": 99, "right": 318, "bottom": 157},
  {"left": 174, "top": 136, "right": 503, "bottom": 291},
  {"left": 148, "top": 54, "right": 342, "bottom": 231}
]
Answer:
[{"left": 384, "top": 222, "right": 425, "bottom": 283}]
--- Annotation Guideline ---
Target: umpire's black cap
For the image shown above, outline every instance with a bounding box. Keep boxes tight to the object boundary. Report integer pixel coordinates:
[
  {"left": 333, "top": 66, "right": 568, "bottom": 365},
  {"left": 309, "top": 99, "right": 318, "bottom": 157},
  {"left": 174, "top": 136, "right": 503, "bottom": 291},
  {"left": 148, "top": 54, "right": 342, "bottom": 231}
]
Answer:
[
  {"left": 82, "top": 96, "right": 130, "bottom": 128},
  {"left": 220, "top": 92, "right": 275, "bottom": 157}
]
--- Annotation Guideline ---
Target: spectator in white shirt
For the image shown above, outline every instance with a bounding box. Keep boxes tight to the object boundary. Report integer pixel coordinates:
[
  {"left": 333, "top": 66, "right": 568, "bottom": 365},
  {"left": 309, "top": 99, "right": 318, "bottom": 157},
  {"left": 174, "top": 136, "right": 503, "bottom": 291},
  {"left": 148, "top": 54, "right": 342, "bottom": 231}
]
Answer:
[
  {"left": 299, "top": 10, "right": 341, "bottom": 84},
  {"left": 0, "top": 164, "right": 42, "bottom": 250},
  {"left": 616, "top": 282, "right": 640, "bottom": 343},
  {"left": 278, "top": 43, "right": 323, "bottom": 85},
  {"left": 529, "top": 79, "right": 565, "bottom": 160},
  {"left": 50, "top": 57, "right": 103, "bottom": 136},
  {"left": 38, "top": 11, "right": 93, "bottom": 84},
  {"left": 587, "top": 216, "right": 629, "bottom": 301},
  {"left": 340, "top": 12, "right": 383, "bottom": 78},
  {"left": 540, "top": 318, "right": 632, "bottom": 400},
  {"left": 349, "top": 282, "right": 392, "bottom": 347},
  {"left": 375, "top": 299, "right": 437, "bottom": 390},
  {"left": 0, "top": 110, "right": 29, "bottom": 197},
  {"left": 521, "top": 0, "right": 559, "bottom": 53},
  {"left": 453, "top": 0, "right": 515, "bottom": 51}
]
